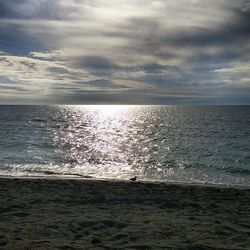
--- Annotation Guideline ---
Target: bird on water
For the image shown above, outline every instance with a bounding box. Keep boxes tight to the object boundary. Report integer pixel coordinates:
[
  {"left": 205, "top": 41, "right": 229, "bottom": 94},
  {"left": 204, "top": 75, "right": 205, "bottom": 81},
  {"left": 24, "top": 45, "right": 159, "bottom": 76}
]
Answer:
[{"left": 130, "top": 176, "right": 137, "bottom": 181}]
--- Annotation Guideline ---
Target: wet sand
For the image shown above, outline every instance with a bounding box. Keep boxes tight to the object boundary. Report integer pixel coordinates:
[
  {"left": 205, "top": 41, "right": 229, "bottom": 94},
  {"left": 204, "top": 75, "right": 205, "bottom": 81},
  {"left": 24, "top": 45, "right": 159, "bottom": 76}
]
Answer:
[{"left": 0, "top": 177, "right": 249, "bottom": 249}]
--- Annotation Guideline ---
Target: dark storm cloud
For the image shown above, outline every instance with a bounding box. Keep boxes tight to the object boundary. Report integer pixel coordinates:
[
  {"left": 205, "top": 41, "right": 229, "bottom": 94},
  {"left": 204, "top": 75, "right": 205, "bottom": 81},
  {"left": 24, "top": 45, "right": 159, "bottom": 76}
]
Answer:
[
  {"left": 76, "top": 79, "right": 130, "bottom": 89},
  {"left": 75, "top": 57, "right": 118, "bottom": 70},
  {"left": 167, "top": 12, "right": 250, "bottom": 48},
  {"left": 121, "top": 6, "right": 250, "bottom": 59},
  {"left": 50, "top": 79, "right": 131, "bottom": 93},
  {"left": 137, "top": 64, "right": 177, "bottom": 74},
  {"left": 47, "top": 91, "right": 143, "bottom": 105},
  {"left": 74, "top": 56, "right": 119, "bottom": 77}
]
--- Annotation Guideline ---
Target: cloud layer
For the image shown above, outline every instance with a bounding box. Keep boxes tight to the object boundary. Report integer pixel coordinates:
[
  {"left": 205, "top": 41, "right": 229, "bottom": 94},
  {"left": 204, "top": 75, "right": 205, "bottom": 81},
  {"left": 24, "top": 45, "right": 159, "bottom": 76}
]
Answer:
[{"left": 0, "top": 0, "right": 250, "bottom": 104}]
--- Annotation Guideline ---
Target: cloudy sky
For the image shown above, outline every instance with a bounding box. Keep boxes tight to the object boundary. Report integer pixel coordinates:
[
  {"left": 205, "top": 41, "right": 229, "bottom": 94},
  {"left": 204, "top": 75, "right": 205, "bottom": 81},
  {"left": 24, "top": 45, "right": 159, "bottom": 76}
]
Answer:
[{"left": 0, "top": 0, "right": 250, "bottom": 104}]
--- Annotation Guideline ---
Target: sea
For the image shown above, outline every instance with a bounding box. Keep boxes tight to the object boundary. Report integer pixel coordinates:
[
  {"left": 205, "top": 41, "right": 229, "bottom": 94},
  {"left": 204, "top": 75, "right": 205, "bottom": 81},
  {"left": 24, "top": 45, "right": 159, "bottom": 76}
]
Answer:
[{"left": 0, "top": 105, "right": 249, "bottom": 186}]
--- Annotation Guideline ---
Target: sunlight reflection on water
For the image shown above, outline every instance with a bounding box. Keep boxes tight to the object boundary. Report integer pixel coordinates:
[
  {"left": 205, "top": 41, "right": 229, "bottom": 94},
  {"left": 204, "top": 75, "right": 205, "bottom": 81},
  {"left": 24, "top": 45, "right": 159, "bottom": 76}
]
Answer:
[
  {"left": 0, "top": 105, "right": 250, "bottom": 185},
  {"left": 51, "top": 105, "right": 250, "bottom": 184},
  {"left": 54, "top": 105, "right": 150, "bottom": 179}
]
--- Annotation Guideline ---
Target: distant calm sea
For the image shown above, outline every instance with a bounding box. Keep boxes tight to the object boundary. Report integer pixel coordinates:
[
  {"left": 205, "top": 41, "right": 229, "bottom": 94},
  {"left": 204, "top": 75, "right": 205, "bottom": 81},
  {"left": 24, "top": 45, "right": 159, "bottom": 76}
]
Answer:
[{"left": 0, "top": 105, "right": 249, "bottom": 186}]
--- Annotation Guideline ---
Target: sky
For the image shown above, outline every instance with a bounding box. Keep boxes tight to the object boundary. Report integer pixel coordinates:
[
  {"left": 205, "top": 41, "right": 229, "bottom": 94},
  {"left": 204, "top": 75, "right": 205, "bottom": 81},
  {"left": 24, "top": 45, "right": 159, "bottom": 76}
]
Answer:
[{"left": 0, "top": 0, "right": 250, "bottom": 104}]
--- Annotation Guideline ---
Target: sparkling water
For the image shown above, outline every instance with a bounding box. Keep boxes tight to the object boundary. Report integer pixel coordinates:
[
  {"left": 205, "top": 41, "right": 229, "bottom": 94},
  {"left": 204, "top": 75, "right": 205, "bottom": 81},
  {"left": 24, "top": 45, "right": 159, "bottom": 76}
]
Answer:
[{"left": 0, "top": 105, "right": 249, "bottom": 186}]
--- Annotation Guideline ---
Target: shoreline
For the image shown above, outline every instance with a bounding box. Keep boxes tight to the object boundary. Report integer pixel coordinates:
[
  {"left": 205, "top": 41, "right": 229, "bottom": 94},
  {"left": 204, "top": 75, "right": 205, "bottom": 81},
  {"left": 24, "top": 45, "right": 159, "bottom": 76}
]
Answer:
[
  {"left": 0, "top": 175, "right": 250, "bottom": 190},
  {"left": 0, "top": 177, "right": 249, "bottom": 249}
]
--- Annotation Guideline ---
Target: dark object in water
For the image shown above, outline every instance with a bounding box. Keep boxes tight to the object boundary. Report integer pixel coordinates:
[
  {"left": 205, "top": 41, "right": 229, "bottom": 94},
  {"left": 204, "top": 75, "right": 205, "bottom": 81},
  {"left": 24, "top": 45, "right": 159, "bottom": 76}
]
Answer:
[
  {"left": 32, "top": 118, "right": 47, "bottom": 123},
  {"left": 130, "top": 176, "right": 137, "bottom": 182}
]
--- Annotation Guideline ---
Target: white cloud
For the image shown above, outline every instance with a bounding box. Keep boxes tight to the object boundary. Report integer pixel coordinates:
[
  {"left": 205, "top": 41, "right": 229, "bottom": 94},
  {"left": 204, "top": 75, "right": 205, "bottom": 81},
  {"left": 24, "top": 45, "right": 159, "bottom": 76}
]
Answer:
[
  {"left": 214, "top": 62, "right": 250, "bottom": 87},
  {"left": 0, "top": 51, "right": 94, "bottom": 94}
]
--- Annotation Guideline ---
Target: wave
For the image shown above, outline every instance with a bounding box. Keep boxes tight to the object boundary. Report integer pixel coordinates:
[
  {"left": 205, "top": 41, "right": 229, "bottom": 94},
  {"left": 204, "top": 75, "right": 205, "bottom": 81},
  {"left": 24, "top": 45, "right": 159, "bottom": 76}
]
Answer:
[{"left": 1, "top": 163, "right": 249, "bottom": 187}]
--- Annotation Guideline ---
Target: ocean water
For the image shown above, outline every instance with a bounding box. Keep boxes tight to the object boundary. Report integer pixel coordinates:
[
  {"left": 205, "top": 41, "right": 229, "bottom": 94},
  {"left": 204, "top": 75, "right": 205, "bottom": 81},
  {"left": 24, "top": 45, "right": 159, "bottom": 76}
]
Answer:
[{"left": 0, "top": 105, "right": 250, "bottom": 186}]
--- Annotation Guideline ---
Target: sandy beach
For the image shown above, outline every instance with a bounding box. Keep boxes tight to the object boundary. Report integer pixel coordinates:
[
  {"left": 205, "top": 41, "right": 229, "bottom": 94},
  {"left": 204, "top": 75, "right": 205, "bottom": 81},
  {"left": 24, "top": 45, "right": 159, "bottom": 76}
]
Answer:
[{"left": 0, "top": 178, "right": 249, "bottom": 249}]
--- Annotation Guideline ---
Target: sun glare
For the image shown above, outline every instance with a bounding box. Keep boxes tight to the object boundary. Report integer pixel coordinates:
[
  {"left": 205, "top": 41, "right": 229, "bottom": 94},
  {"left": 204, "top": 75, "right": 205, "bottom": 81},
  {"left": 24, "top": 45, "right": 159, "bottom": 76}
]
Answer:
[{"left": 73, "top": 105, "right": 135, "bottom": 117}]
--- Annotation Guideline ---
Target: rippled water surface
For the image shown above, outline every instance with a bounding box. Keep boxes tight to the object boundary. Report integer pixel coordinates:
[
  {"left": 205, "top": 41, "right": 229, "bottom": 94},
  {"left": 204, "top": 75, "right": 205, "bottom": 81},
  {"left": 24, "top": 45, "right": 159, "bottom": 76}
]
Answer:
[{"left": 0, "top": 105, "right": 250, "bottom": 186}]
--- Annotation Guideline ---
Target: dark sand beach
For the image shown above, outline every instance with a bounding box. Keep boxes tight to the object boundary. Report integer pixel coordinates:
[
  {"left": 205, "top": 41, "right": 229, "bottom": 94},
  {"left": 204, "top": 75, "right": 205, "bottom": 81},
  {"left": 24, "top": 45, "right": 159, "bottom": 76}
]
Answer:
[{"left": 0, "top": 178, "right": 249, "bottom": 249}]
